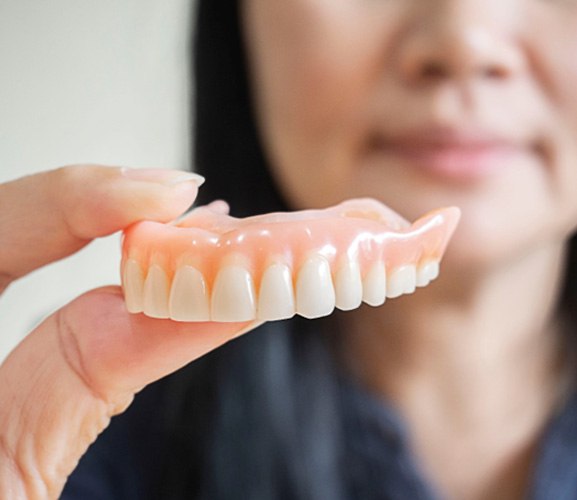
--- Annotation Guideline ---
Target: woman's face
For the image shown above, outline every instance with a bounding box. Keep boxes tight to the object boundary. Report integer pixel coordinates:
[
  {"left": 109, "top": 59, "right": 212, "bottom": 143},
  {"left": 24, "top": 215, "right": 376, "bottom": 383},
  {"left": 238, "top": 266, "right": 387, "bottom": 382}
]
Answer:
[{"left": 242, "top": 0, "right": 577, "bottom": 270}]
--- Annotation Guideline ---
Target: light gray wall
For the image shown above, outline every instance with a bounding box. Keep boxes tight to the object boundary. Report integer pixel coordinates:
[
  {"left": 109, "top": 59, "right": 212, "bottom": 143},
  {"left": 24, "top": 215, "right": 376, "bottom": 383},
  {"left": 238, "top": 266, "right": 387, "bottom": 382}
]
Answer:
[{"left": 0, "top": 0, "right": 194, "bottom": 359}]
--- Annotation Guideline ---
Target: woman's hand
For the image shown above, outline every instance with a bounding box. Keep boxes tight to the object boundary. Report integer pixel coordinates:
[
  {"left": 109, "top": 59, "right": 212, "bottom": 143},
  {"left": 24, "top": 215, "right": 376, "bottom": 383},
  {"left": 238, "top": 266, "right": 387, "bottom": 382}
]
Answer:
[{"left": 0, "top": 166, "right": 255, "bottom": 499}]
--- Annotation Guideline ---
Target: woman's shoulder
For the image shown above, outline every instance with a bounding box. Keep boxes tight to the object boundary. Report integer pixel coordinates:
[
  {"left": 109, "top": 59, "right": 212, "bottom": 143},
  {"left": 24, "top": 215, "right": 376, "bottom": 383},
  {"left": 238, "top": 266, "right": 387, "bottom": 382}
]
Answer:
[{"left": 530, "top": 385, "right": 577, "bottom": 498}]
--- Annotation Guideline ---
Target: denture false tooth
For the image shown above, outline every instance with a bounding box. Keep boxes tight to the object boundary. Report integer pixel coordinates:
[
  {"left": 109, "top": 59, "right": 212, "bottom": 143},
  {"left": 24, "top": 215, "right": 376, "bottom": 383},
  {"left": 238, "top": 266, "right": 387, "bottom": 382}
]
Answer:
[
  {"left": 123, "top": 258, "right": 145, "bottom": 313},
  {"left": 169, "top": 266, "right": 210, "bottom": 321},
  {"left": 257, "top": 263, "right": 296, "bottom": 320},
  {"left": 335, "top": 260, "right": 363, "bottom": 311},
  {"left": 427, "top": 261, "right": 440, "bottom": 281},
  {"left": 211, "top": 265, "right": 257, "bottom": 321},
  {"left": 416, "top": 260, "right": 440, "bottom": 287},
  {"left": 143, "top": 264, "right": 170, "bottom": 318},
  {"left": 362, "top": 261, "right": 387, "bottom": 306},
  {"left": 387, "top": 264, "right": 417, "bottom": 299},
  {"left": 123, "top": 200, "right": 460, "bottom": 322},
  {"left": 295, "top": 255, "right": 336, "bottom": 319}
]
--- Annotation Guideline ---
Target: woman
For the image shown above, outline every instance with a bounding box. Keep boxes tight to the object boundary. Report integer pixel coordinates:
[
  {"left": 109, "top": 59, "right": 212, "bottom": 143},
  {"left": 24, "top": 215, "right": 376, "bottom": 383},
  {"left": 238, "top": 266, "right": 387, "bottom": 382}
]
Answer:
[{"left": 2, "top": 0, "right": 577, "bottom": 498}]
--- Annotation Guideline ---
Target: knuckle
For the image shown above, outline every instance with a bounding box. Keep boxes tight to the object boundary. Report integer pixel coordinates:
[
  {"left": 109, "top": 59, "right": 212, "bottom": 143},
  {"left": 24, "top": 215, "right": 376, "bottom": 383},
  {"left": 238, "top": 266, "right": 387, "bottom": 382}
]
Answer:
[
  {"left": 55, "top": 306, "right": 136, "bottom": 416},
  {"left": 54, "top": 309, "right": 109, "bottom": 405},
  {"left": 0, "top": 432, "right": 50, "bottom": 499},
  {"left": 0, "top": 434, "right": 22, "bottom": 480},
  {"left": 52, "top": 164, "right": 100, "bottom": 184},
  {"left": 50, "top": 165, "right": 113, "bottom": 239}
]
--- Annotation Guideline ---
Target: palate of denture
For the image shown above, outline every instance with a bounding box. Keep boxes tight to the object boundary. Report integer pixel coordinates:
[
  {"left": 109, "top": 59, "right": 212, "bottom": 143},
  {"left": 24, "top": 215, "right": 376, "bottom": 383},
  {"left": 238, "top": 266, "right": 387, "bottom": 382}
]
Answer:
[{"left": 121, "top": 198, "right": 460, "bottom": 322}]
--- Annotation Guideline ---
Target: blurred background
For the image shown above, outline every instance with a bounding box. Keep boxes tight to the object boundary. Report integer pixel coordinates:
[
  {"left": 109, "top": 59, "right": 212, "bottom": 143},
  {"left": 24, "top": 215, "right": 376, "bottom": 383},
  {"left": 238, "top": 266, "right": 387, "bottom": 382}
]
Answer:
[{"left": 0, "top": 0, "right": 194, "bottom": 360}]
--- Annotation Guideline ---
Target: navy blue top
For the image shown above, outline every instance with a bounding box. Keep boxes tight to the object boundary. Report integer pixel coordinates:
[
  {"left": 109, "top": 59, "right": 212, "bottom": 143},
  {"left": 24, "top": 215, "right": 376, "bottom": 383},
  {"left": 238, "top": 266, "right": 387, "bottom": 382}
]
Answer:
[{"left": 62, "top": 372, "right": 577, "bottom": 499}]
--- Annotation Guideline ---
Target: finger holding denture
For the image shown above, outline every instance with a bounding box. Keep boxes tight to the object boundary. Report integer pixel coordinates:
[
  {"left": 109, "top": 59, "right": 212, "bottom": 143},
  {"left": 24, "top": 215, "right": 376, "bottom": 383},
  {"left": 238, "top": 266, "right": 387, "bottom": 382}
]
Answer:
[{"left": 121, "top": 198, "right": 460, "bottom": 322}]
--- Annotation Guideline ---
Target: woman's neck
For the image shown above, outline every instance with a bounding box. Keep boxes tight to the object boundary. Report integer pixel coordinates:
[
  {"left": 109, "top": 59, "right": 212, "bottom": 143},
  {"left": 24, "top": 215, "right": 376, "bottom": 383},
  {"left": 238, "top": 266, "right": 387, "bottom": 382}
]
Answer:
[{"left": 337, "top": 241, "right": 571, "bottom": 500}]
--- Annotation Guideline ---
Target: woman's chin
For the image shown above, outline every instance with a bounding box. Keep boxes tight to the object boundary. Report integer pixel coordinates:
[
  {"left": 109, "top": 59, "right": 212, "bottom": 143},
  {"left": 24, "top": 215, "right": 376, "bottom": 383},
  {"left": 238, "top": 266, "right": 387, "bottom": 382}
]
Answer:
[{"left": 437, "top": 214, "right": 566, "bottom": 282}]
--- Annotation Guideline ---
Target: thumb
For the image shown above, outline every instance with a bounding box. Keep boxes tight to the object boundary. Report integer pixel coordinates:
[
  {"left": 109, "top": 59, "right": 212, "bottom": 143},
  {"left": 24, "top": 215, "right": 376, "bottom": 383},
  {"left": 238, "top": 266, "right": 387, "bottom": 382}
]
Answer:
[{"left": 0, "top": 287, "right": 255, "bottom": 499}]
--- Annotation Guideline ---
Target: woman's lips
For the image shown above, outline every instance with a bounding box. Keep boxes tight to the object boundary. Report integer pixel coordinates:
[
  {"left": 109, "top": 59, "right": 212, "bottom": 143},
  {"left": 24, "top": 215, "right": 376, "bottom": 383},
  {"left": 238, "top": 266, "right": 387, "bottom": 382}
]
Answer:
[{"left": 369, "top": 128, "right": 537, "bottom": 181}]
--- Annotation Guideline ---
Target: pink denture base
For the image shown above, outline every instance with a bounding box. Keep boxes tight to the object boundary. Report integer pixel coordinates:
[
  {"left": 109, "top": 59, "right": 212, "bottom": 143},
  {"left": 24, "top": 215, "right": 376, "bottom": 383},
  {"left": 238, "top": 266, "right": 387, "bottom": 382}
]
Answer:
[{"left": 122, "top": 198, "right": 460, "bottom": 288}]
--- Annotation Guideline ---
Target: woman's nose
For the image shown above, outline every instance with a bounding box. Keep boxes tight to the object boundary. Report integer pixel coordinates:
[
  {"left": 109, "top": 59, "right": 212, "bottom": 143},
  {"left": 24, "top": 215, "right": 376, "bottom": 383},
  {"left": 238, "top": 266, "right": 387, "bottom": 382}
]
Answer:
[{"left": 396, "top": 1, "right": 525, "bottom": 85}]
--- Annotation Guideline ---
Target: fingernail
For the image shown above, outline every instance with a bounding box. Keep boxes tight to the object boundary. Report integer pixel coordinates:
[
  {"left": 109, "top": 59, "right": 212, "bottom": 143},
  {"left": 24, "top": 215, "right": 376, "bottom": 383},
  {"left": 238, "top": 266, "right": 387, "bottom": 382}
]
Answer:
[{"left": 121, "top": 168, "right": 205, "bottom": 187}]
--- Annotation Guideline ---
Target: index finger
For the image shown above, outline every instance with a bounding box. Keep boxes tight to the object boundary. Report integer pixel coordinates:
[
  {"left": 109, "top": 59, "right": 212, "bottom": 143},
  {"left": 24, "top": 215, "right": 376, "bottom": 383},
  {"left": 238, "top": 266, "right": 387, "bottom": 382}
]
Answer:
[{"left": 0, "top": 165, "right": 204, "bottom": 291}]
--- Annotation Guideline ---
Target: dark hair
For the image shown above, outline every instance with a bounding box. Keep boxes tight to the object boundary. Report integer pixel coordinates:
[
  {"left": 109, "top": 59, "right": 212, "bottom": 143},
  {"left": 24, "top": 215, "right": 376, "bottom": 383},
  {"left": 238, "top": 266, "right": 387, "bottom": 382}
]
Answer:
[
  {"left": 562, "top": 246, "right": 577, "bottom": 326},
  {"left": 161, "top": 0, "right": 577, "bottom": 497},
  {"left": 193, "top": 0, "right": 288, "bottom": 216}
]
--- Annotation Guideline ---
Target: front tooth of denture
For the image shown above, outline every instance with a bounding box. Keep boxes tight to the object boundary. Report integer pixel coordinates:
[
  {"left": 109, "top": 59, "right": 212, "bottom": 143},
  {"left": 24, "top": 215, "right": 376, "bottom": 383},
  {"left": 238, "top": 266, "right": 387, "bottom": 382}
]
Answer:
[
  {"left": 143, "top": 264, "right": 170, "bottom": 318},
  {"left": 169, "top": 266, "right": 210, "bottom": 321},
  {"left": 257, "top": 263, "right": 295, "bottom": 320},
  {"left": 295, "top": 255, "right": 336, "bottom": 319},
  {"left": 211, "top": 265, "right": 256, "bottom": 321},
  {"left": 335, "top": 260, "right": 363, "bottom": 311},
  {"left": 362, "top": 262, "right": 387, "bottom": 306},
  {"left": 387, "top": 264, "right": 417, "bottom": 299},
  {"left": 123, "top": 258, "right": 144, "bottom": 313}
]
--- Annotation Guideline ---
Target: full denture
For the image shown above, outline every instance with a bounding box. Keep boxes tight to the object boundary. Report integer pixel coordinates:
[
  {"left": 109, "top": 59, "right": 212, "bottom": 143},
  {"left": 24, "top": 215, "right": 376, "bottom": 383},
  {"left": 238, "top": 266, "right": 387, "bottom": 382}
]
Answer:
[{"left": 121, "top": 199, "right": 460, "bottom": 322}]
